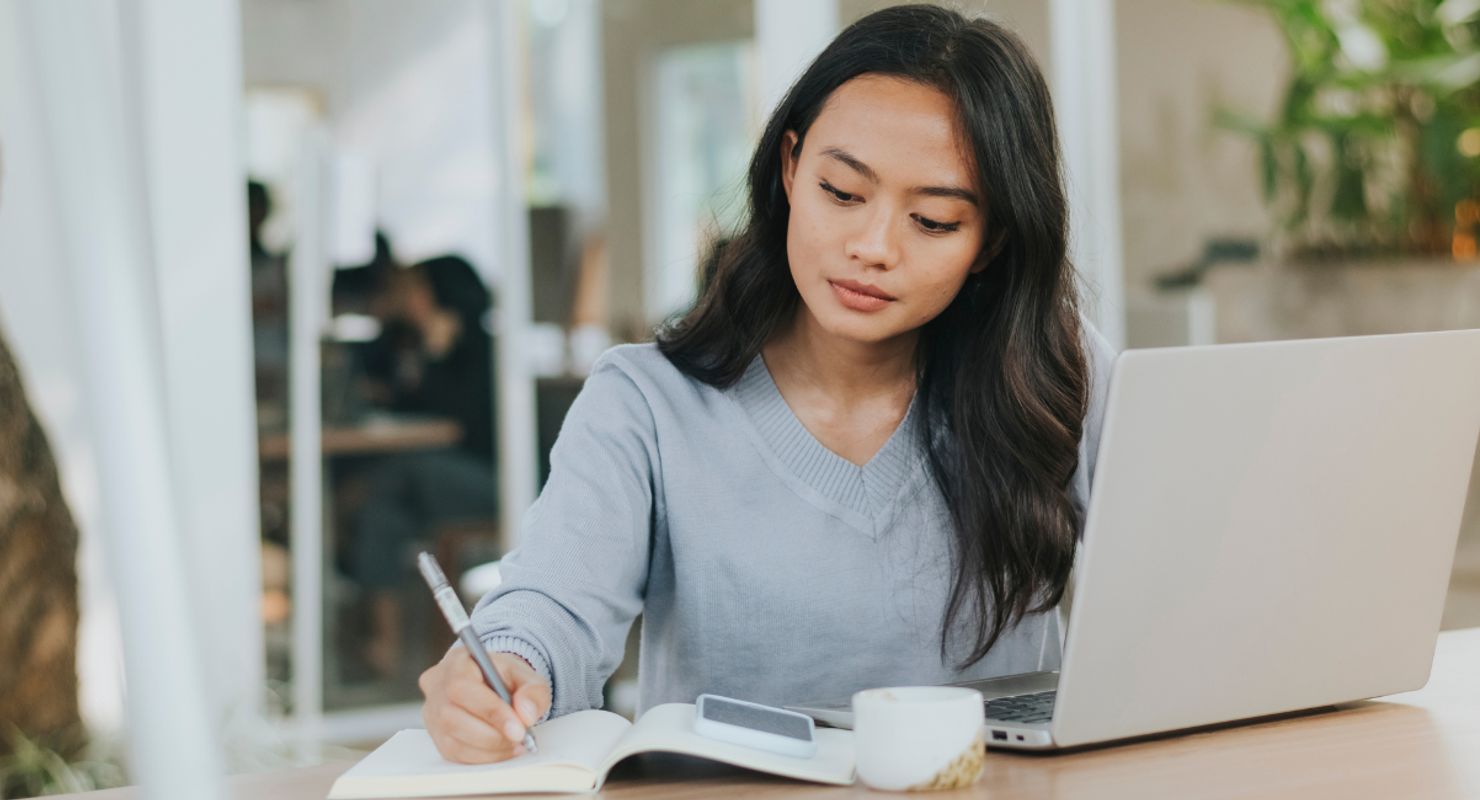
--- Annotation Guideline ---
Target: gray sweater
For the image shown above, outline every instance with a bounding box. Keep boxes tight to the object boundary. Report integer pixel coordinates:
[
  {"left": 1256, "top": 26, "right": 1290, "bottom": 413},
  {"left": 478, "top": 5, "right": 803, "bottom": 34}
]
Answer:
[{"left": 472, "top": 328, "right": 1114, "bottom": 719}]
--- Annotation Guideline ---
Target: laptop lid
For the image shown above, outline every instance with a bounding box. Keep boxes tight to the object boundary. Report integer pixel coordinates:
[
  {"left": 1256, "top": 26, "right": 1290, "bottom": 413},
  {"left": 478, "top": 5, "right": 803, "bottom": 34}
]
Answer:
[{"left": 1052, "top": 329, "right": 1480, "bottom": 749}]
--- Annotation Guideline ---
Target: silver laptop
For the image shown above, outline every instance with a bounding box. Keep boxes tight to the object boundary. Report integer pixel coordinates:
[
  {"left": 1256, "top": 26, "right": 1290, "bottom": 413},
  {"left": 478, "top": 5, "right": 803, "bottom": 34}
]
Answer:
[{"left": 788, "top": 329, "right": 1480, "bottom": 750}]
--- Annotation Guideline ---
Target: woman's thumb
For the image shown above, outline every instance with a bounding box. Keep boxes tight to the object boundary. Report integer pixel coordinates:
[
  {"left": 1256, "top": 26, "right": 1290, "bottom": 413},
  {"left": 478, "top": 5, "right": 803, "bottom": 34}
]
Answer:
[{"left": 512, "top": 682, "right": 550, "bottom": 726}]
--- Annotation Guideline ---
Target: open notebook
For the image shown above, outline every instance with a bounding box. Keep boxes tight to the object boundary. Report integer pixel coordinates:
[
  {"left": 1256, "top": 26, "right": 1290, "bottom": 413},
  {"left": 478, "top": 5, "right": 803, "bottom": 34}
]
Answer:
[{"left": 327, "top": 703, "right": 856, "bottom": 798}]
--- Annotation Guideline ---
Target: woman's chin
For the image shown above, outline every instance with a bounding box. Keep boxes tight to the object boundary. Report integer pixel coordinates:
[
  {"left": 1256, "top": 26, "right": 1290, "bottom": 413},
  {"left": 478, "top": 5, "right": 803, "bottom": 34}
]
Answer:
[{"left": 809, "top": 307, "right": 908, "bottom": 347}]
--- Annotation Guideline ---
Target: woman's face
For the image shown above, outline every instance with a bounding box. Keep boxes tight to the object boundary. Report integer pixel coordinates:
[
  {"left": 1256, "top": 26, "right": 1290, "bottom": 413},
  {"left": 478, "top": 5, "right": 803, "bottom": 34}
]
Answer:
[
  {"left": 780, "top": 74, "right": 988, "bottom": 346},
  {"left": 383, "top": 268, "right": 438, "bottom": 326}
]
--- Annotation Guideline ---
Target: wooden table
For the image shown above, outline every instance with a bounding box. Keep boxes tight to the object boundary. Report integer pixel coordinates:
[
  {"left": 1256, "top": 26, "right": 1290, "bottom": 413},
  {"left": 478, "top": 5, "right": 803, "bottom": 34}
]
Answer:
[
  {"left": 257, "top": 416, "right": 463, "bottom": 462},
  {"left": 55, "top": 627, "right": 1480, "bottom": 799},
  {"left": 255, "top": 413, "right": 467, "bottom": 709}
]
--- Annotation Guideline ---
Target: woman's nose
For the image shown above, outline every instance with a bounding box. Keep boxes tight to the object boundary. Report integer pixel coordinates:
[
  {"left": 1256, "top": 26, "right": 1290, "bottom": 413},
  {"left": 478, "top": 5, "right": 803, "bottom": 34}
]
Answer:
[{"left": 843, "top": 205, "right": 902, "bottom": 270}]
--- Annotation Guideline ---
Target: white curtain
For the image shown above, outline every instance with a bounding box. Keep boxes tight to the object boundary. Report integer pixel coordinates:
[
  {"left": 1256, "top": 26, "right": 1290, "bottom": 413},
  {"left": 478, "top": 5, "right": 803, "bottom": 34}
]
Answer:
[{"left": 17, "top": 0, "right": 262, "bottom": 793}]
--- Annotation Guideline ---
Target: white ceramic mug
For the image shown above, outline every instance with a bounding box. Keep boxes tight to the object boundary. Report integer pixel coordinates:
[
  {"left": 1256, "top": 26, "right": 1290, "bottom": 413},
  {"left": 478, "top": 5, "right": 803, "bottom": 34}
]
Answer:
[{"left": 851, "top": 686, "right": 986, "bottom": 792}]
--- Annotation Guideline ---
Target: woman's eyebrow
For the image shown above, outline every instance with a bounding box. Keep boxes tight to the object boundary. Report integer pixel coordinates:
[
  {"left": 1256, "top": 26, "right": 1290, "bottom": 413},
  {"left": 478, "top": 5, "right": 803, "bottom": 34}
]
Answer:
[
  {"left": 821, "top": 146, "right": 880, "bottom": 183},
  {"left": 915, "top": 184, "right": 978, "bottom": 206},
  {"left": 820, "top": 146, "right": 978, "bottom": 206}
]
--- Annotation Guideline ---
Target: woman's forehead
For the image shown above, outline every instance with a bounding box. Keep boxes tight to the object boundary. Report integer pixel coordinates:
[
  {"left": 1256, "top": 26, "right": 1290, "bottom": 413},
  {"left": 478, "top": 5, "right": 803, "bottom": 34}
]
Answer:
[{"left": 806, "top": 74, "right": 976, "bottom": 191}]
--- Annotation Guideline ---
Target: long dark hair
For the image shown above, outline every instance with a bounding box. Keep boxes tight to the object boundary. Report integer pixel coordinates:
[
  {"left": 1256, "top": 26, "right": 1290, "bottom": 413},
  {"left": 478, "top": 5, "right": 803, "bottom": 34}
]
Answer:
[
  {"left": 414, "top": 255, "right": 493, "bottom": 331},
  {"left": 657, "top": 5, "right": 1089, "bottom": 668}
]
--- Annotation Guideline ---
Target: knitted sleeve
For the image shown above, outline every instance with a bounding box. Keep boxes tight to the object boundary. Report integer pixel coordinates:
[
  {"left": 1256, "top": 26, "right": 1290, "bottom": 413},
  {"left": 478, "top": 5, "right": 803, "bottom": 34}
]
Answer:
[{"left": 470, "top": 352, "right": 658, "bottom": 719}]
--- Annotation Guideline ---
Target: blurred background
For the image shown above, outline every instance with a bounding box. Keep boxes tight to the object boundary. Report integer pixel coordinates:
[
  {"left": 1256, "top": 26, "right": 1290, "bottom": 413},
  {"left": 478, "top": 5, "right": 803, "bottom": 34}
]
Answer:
[{"left": 0, "top": 0, "right": 1478, "bottom": 795}]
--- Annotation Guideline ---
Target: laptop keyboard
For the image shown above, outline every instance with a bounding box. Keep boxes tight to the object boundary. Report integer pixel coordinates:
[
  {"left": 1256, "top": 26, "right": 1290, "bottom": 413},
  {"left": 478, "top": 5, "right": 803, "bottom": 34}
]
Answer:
[{"left": 983, "top": 690, "right": 1057, "bottom": 723}]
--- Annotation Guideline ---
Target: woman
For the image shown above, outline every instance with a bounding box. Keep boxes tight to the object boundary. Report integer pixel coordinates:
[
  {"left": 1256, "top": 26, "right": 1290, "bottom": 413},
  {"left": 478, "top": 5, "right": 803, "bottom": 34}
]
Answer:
[
  {"left": 353, "top": 255, "right": 499, "bottom": 678},
  {"left": 420, "top": 4, "right": 1113, "bottom": 763}
]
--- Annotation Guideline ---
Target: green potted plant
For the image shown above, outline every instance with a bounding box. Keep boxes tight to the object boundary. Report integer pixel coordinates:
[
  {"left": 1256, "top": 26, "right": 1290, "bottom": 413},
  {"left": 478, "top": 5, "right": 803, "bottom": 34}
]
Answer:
[{"left": 1217, "top": 0, "right": 1480, "bottom": 263}]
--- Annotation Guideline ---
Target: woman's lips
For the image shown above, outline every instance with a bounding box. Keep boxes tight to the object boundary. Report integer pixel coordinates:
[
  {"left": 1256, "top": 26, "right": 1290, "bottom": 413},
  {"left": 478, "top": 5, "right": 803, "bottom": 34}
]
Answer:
[{"left": 828, "top": 279, "right": 895, "bottom": 312}]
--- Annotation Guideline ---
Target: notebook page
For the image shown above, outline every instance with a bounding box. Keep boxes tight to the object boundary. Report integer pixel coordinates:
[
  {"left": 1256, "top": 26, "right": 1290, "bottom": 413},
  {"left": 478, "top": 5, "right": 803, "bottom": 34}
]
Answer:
[{"left": 327, "top": 710, "right": 631, "bottom": 798}]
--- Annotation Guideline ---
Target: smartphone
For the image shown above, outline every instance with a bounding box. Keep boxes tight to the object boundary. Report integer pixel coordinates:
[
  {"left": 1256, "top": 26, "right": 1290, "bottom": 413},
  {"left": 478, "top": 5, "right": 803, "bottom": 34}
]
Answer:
[{"left": 693, "top": 693, "right": 818, "bottom": 759}]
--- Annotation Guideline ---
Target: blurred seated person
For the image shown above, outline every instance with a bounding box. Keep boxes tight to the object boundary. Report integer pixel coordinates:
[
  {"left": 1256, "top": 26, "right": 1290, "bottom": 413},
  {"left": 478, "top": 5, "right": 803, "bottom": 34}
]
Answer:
[
  {"left": 353, "top": 255, "right": 499, "bottom": 678},
  {"left": 333, "top": 229, "right": 397, "bottom": 318},
  {"left": 248, "top": 180, "right": 289, "bottom": 431}
]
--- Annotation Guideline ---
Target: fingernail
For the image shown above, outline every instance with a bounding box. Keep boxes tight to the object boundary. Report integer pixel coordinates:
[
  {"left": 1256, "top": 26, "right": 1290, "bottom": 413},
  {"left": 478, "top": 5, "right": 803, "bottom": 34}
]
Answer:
[
  {"left": 504, "top": 720, "right": 526, "bottom": 742},
  {"left": 517, "top": 699, "right": 537, "bottom": 723}
]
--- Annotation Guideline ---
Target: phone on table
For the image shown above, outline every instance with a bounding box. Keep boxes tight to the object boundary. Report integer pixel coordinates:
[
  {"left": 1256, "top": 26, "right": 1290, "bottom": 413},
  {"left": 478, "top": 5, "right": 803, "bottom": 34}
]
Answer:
[{"left": 693, "top": 693, "right": 818, "bottom": 759}]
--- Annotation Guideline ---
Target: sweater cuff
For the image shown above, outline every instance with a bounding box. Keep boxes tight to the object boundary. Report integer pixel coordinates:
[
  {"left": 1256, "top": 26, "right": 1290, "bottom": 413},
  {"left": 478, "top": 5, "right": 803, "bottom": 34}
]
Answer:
[{"left": 479, "top": 634, "right": 555, "bottom": 723}]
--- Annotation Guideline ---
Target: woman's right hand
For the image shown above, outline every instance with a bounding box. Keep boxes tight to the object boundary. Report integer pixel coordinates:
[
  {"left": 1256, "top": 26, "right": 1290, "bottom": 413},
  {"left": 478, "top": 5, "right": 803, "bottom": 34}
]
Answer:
[{"left": 418, "top": 646, "right": 552, "bottom": 764}]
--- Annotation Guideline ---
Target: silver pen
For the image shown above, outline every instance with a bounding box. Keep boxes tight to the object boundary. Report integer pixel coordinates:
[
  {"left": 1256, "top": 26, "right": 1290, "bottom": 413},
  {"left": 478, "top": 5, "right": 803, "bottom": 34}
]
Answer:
[{"left": 418, "top": 551, "right": 539, "bottom": 755}]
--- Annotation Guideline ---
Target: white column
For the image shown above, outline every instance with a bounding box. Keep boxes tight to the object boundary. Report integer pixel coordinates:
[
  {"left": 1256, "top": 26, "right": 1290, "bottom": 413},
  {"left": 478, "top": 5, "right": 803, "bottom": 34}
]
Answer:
[
  {"left": 487, "top": 0, "right": 540, "bottom": 549},
  {"left": 126, "top": 0, "right": 265, "bottom": 736},
  {"left": 755, "top": 0, "right": 838, "bottom": 117},
  {"left": 20, "top": 1, "right": 225, "bottom": 797},
  {"left": 288, "top": 132, "right": 331, "bottom": 750},
  {"left": 1050, "top": 0, "right": 1126, "bottom": 349},
  {"left": 542, "top": 0, "right": 607, "bottom": 230}
]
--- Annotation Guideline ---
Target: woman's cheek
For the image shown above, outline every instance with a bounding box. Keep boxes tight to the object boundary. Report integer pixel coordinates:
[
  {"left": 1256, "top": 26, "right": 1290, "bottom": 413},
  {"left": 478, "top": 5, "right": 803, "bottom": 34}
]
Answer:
[
  {"left": 789, "top": 210, "right": 833, "bottom": 272},
  {"left": 910, "top": 270, "right": 971, "bottom": 326},
  {"left": 899, "top": 289, "right": 946, "bottom": 330}
]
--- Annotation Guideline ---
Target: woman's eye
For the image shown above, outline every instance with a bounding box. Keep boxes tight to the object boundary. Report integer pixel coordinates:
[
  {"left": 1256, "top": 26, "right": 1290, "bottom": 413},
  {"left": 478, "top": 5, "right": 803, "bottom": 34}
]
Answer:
[
  {"left": 819, "top": 181, "right": 858, "bottom": 203},
  {"left": 913, "top": 214, "right": 961, "bottom": 234}
]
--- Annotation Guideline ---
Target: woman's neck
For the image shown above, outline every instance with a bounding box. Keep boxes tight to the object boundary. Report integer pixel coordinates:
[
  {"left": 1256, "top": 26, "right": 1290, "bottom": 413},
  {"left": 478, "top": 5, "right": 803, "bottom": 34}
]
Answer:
[{"left": 763, "top": 308, "right": 918, "bottom": 405}]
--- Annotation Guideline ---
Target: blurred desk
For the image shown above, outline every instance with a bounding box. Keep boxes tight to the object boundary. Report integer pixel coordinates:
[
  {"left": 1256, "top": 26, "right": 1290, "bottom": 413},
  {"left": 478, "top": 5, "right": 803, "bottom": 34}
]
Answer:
[
  {"left": 255, "top": 413, "right": 467, "bottom": 709},
  {"left": 258, "top": 416, "right": 463, "bottom": 461},
  {"left": 53, "top": 627, "right": 1480, "bottom": 799}
]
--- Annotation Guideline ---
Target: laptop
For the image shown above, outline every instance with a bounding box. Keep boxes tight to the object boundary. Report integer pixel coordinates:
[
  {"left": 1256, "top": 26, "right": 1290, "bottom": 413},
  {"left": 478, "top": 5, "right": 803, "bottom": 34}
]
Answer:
[{"left": 787, "top": 329, "right": 1480, "bottom": 750}]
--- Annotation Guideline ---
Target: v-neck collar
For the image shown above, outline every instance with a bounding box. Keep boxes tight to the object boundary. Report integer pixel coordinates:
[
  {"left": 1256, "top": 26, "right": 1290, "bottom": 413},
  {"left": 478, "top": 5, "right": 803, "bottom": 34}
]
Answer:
[{"left": 727, "top": 353, "right": 925, "bottom": 538}]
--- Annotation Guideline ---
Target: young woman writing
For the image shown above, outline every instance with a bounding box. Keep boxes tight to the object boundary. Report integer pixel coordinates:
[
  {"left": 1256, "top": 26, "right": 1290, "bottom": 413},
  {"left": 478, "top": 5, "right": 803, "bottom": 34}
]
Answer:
[{"left": 418, "top": 4, "right": 1113, "bottom": 763}]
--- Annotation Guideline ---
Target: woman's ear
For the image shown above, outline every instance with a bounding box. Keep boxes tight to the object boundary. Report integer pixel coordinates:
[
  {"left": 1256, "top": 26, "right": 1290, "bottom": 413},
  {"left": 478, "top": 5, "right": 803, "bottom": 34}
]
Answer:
[{"left": 780, "top": 130, "right": 800, "bottom": 202}]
